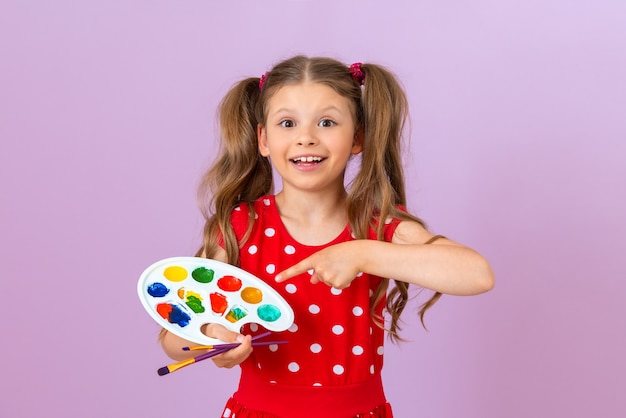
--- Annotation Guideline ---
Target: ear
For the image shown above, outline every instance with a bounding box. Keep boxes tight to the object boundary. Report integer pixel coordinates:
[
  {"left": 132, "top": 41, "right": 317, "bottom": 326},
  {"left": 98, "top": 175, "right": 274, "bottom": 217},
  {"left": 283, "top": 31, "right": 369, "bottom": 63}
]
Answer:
[
  {"left": 351, "top": 131, "right": 364, "bottom": 155},
  {"left": 258, "top": 124, "right": 270, "bottom": 157}
]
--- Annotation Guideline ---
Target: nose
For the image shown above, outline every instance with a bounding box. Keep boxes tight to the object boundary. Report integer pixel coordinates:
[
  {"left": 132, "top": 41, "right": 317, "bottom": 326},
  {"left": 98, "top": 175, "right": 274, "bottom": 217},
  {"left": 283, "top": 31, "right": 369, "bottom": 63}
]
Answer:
[{"left": 296, "top": 125, "right": 319, "bottom": 146}]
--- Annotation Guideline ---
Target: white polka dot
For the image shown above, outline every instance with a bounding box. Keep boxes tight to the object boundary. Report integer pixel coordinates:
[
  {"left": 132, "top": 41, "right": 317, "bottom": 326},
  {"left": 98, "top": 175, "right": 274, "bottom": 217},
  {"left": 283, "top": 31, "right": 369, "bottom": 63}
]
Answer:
[
  {"left": 333, "top": 365, "right": 345, "bottom": 375},
  {"left": 285, "top": 283, "right": 297, "bottom": 294},
  {"left": 330, "top": 287, "right": 342, "bottom": 295},
  {"left": 250, "top": 323, "right": 259, "bottom": 332},
  {"left": 307, "top": 269, "right": 314, "bottom": 275},
  {"left": 356, "top": 271, "right": 363, "bottom": 277},
  {"left": 352, "top": 306, "right": 364, "bottom": 316},
  {"left": 223, "top": 407, "right": 232, "bottom": 417},
  {"left": 270, "top": 380, "right": 277, "bottom": 384},
  {"left": 312, "top": 382, "right": 322, "bottom": 387},
  {"left": 377, "top": 346, "right": 384, "bottom": 355},
  {"left": 264, "top": 228, "right": 275, "bottom": 237},
  {"left": 269, "top": 344, "right": 279, "bottom": 352},
  {"left": 257, "top": 362, "right": 262, "bottom": 369},
  {"left": 248, "top": 245, "right": 258, "bottom": 255},
  {"left": 385, "top": 217, "right": 393, "bottom": 224},
  {"left": 289, "top": 323, "right": 299, "bottom": 333},
  {"left": 266, "top": 264, "right": 276, "bottom": 274},
  {"left": 255, "top": 213, "right": 259, "bottom": 219},
  {"left": 310, "top": 343, "right": 322, "bottom": 353},
  {"left": 288, "top": 362, "right": 300, "bottom": 372},
  {"left": 284, "top": 245, "right": 296, "bottom": 255},
  {"left": 263, "top": 198, "right": 271, "bottom": 206},
  {"left": 369, "top": 289, "right": 374, "bottom": 297},
  {"left": 309, "top": 304, "right": 320, "bottom": 314},
  {"left": 234, "top": 207, "right": 241, "bottom": 211},
  {"left": 370, "top": 365, "right": 375, "bottom": 374},
  {"left": 352, "top": 345, "right": 364, "bottom": 355},
  {"left": 332, "top": 325, "right": 344, "bottom": 335},
  {"left": 351, "top": 232, "right": 356, "bottom": 239}
]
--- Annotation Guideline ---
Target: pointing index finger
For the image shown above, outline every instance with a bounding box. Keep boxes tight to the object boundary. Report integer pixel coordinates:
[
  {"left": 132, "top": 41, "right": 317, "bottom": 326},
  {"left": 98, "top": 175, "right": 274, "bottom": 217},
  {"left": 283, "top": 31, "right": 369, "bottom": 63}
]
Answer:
[{"left": 275, "top": 260, "right": 311, "bottom": 283}]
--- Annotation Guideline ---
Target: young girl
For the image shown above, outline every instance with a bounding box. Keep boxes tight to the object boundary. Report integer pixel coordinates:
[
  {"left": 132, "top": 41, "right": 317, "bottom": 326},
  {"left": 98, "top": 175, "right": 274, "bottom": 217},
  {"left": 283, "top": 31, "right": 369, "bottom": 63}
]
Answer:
[{"left": 160, "top": 55, "right": 494, "bottom": 417}]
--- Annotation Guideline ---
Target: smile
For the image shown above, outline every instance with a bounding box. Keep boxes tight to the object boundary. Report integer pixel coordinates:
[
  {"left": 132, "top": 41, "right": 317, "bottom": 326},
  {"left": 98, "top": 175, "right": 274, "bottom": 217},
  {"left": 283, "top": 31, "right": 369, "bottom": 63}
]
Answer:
[{"left": 290, "top": 156, "right": 325, "bottom": 164}]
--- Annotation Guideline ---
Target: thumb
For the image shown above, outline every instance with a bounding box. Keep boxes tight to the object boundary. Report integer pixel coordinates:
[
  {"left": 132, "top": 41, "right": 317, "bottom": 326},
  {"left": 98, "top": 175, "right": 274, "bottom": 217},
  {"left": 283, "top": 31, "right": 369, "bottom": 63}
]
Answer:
[{"left": 203, "top": 323, "right": 244, "bottom": 344}]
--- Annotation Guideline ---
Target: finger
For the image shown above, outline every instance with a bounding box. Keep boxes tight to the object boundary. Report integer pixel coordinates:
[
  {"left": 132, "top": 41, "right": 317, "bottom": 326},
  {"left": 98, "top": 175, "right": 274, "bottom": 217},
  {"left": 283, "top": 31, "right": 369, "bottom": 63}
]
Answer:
[
  {"left": 275, "top": 259, "right": 313, "bottom": 282},
  {"left": 215, "top": 334, "right": 252, "bottom": 359},
  {"left": 212, "top": 334, "right": 253, "bottom": 368}
]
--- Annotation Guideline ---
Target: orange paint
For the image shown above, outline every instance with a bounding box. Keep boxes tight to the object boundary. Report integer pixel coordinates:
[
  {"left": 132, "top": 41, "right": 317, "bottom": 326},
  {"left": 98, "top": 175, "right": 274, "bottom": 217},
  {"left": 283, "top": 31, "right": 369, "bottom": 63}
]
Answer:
[{"left": 241, "top": 287, "right": 263, "bottom": 304}]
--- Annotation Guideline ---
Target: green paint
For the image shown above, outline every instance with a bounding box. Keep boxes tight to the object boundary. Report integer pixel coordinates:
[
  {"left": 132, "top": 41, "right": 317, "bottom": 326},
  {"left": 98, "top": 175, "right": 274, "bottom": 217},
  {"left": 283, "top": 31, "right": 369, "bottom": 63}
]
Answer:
[
  {"left": 192, "top": 267, "right": 214, "bottom": 283},
  {"left": 185, "top": 295, "right": 206, "bottom": 313},
  {"left": 227, "top": 307, "right": 247, "bottom": 321}
]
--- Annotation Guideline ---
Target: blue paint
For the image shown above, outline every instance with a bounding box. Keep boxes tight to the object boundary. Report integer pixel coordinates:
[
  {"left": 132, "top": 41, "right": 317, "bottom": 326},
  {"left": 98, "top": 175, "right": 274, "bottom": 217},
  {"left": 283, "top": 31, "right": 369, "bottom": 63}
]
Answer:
[
  {"left": 147, "top": 282, "right": 170, "bottom": 297},
  {"left": 169, "top": 304, "right": 191, "bottom": 327}
]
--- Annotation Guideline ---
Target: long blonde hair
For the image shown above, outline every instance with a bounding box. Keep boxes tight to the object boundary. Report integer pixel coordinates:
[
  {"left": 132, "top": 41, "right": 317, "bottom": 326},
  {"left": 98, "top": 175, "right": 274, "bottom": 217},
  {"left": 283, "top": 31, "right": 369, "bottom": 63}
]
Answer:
[{"left": 197, "top": 56, "right": 441, "bottom": 340}]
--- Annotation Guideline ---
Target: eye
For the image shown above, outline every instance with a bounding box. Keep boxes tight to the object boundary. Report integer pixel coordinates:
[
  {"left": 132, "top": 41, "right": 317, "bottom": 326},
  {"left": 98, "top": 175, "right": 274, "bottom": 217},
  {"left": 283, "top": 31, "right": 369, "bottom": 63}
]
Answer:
[
  {"left": 318, "top": 119, "right": 336, "bottom": 128},
  {"left": 279, "top": 119, "right": 295, "bottom": 128}
]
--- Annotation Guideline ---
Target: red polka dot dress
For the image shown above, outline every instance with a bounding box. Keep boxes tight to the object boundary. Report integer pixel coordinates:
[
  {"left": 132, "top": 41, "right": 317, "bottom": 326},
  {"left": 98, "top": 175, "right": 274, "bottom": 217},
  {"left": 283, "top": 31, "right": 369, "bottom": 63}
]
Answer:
[{"left": 220, "top": 196, "right": 400, "bottom": 418}]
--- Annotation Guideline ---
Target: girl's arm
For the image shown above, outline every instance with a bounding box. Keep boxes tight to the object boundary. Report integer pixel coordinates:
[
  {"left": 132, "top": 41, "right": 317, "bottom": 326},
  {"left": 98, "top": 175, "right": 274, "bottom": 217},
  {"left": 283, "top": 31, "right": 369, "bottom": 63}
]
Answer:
[
  {"left": 275, "top": 220, "right": 494, "bottom": 295},
  {"left": 159, "top": 246, "right": 253, "bottom": 367}
]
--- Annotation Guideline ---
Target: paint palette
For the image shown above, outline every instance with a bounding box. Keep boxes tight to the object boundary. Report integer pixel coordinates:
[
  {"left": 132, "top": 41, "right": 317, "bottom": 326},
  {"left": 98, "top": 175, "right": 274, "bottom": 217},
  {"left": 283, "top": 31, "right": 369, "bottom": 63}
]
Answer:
[{"left": 137, "top": 257, "right": 294, "bottom": 345}]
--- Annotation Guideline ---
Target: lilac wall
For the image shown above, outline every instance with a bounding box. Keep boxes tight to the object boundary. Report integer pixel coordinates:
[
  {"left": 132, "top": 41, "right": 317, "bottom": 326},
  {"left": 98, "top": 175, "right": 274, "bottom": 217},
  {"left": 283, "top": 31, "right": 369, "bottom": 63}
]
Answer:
[{"left": 1, "top": 1, "right": 624, "bottom": 417}]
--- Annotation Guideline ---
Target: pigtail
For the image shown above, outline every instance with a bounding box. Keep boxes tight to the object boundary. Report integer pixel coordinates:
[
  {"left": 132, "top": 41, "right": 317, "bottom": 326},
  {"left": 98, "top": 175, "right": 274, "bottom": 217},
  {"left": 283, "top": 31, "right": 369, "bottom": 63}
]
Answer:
[
  {"left": 197, "top": 78, "right": 273, "bottom": 266},
  {"left": 347, "top": 63, "right": 440, "bottom": 340},
  {"left": 348, "top": 63, "right": 409, "bottom": 240}
]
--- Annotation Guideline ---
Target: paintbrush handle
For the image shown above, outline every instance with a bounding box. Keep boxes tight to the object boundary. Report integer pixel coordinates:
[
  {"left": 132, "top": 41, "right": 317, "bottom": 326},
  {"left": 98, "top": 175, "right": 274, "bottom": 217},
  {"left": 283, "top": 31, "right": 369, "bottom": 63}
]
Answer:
[
  {"left": 157, "top": 346, "right": 232, "bottom": 376},
  {"left": 183, "top": 342, "right": 241, "bottom": 351},
  {"left": 181, "top": 330, "right": 272, "bottom": 351},
  {"left": 183, "top": 340, "right": 287, "bottom": 351}
]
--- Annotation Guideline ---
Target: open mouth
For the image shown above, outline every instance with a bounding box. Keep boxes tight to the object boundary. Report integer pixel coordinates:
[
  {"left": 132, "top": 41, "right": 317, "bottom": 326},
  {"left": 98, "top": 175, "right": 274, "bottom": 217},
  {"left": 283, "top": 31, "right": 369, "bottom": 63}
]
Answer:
[{"left": 290, "top": 156, "right": 325, "bottom": 165}]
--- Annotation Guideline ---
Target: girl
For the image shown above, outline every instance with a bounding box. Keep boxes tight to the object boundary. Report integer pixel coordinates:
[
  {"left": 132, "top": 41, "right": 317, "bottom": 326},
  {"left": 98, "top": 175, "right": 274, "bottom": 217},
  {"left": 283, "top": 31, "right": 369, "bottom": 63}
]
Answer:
[{"left": 160, "top": 55, "right": 494, "bottom": 417}]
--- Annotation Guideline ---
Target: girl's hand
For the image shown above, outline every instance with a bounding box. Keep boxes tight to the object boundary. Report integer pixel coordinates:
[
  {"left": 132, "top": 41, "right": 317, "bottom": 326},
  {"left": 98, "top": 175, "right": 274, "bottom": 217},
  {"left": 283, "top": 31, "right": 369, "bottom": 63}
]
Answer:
[
  {"left": 275, "top": 241, "right": 365, "bottom": 289},
  {"left": 203, "top": 323, "right": 253, "bottom": 369}
]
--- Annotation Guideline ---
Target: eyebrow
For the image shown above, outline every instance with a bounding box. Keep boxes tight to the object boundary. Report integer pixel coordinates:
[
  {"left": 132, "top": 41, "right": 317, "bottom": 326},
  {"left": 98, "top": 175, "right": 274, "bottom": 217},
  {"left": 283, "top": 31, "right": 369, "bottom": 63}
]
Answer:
[{"left": 269, "top": 105, "right": 345, "bottom": 118}]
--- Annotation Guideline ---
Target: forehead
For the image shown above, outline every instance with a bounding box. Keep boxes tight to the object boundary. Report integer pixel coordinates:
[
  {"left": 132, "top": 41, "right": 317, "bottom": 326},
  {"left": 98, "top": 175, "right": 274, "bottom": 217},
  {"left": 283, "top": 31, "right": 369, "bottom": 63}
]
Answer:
[{"left": 265, "top": 82, "right": 354, "bottom": 113}]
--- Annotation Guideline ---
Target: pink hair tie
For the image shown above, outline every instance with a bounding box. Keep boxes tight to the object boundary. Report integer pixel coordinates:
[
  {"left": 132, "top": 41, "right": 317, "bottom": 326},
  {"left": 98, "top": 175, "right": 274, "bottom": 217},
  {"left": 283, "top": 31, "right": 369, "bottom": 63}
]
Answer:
[
  {"left": 259, "top": 72, "right": 269, "bottom": 90},
  {"left": 349, "top": 62, "right": 365, "bottom": 86}
]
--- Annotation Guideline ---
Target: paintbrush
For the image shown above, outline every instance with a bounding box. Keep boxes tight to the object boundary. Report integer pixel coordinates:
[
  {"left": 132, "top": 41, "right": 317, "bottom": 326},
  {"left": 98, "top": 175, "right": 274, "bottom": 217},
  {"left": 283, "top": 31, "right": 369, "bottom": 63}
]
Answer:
[
  {"left": 157, "top": 331, "right": 282, "bottom": 376},
  {"left": 182, "top": 340, "right": 287, "bottom": 351}
]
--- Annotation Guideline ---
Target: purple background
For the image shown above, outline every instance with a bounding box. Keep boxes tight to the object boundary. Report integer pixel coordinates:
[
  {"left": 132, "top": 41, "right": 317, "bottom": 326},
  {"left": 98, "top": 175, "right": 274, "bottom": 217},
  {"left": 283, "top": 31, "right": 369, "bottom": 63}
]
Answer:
[{"left": 1, "top": 1, "right": 624, "bottom": 417}]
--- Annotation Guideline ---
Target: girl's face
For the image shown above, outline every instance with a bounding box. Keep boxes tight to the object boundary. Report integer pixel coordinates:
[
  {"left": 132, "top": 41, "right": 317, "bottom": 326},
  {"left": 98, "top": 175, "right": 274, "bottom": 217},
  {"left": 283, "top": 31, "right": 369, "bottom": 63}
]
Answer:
[{"left": 258, "top": 82, "right": 362, "bottom": 195}]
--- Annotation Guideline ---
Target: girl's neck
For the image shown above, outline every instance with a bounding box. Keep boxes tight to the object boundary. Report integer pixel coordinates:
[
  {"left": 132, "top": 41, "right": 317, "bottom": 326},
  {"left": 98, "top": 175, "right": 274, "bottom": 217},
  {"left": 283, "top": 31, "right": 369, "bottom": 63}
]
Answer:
[{"left": 274, "top": 188, "right": 349, "bottom": 246}]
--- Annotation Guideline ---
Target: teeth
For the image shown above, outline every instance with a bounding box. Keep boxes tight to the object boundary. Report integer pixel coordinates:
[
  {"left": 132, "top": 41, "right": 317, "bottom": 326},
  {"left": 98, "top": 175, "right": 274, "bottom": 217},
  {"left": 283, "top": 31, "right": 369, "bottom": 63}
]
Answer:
[{"left": 293, "top": 156, "right": 322, "bottom": 163}]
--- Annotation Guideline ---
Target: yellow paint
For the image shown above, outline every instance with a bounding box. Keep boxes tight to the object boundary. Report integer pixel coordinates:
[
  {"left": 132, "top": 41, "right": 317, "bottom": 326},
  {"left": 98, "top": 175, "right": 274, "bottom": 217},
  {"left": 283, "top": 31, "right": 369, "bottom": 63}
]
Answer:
[
  {"left": 163, "top": 266, "right": 188, "bottom": 282},
  {"left": 186, "top": 290, "right": 202, "bottom": 300},
  {"left": 241, "top": 287, "right": 263, "bottom": 304},
  {"left": 177, "top": 287, "right": 202, "bottom": 300}
]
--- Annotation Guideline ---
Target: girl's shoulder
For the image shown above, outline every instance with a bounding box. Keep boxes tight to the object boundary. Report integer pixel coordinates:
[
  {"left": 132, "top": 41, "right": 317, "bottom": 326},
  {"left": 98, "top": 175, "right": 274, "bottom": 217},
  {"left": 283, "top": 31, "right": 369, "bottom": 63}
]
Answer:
[
  {"left": 230, "top": 195, "right": 277, "bottom": 239},
  {"left": 366, "top": 206, "right": 406, "bottom": 242},
  {"left": 232, "top": 195, "right": 276, "bottom": 217}
]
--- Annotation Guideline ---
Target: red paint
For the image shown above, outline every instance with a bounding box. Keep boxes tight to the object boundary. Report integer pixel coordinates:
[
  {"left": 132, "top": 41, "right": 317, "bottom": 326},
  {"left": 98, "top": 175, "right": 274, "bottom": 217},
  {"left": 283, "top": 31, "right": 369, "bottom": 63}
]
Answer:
[
  {"left": 156, "top": 303, "right": 172, "bottom": 319},
  {"left": 210, "top": 292, "right": 228, "bottom": 315},
  {"left": 217, "top": 275, "right": 243, "bottom": 292}
]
